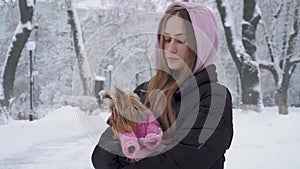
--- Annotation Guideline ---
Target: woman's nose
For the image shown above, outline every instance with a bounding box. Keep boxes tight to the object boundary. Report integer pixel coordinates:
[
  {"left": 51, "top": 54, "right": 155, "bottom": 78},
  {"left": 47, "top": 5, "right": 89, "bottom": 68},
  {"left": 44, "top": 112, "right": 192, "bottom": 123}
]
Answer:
[{"left": 167, "top": 39, "right": 177, "bottom": 53}]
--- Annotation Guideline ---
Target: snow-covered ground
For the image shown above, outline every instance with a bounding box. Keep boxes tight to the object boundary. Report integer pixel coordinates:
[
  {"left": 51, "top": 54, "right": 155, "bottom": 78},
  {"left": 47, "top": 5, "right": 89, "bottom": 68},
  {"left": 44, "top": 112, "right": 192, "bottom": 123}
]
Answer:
[{"left": 0, "top": 106, "right": 299, "bottom": 169}]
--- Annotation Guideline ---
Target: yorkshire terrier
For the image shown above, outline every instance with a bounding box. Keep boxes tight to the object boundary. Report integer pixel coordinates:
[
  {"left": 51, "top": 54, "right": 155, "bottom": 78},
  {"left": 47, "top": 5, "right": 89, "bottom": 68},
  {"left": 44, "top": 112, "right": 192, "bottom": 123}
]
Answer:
[{"left": 99, "top": 87, "right": 164, "bottom": 159}]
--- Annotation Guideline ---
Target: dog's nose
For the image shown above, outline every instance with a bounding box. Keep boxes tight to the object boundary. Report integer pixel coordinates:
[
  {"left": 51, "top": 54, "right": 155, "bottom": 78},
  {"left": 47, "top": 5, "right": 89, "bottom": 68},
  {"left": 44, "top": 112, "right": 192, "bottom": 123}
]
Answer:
[{"left": 107, "top": 117, "right": 113, "bottom": 126}]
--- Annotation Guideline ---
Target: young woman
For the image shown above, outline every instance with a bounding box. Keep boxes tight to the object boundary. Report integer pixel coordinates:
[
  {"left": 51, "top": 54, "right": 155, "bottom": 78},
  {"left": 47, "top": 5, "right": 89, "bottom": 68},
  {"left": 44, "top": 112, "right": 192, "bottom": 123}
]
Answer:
[{"left": 92, "top": 2, "right": 233, "bottom": 169}]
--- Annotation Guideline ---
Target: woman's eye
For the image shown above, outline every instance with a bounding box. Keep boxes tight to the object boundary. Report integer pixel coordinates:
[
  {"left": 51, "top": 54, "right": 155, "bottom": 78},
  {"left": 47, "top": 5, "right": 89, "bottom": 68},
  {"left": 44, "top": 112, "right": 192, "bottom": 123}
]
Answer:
[
  {"left": 176, "top": 39, "right": 186, "bottom": 44},
  {"left": 163, "top": 35, "right": 186, "bottom": 44},
  {"left": 163, "top": 36, "right": 171, "bottom": 43},
  {"left": 176, "top": 37, "right": 187, "bottom": 44}
]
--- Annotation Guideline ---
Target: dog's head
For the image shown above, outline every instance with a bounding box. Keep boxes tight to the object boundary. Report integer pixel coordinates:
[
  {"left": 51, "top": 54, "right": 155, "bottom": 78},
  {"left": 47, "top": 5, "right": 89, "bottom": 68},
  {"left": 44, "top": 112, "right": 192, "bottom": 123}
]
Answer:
[{"left": 100, "top": 86, "right": 148, "bottom": 134}]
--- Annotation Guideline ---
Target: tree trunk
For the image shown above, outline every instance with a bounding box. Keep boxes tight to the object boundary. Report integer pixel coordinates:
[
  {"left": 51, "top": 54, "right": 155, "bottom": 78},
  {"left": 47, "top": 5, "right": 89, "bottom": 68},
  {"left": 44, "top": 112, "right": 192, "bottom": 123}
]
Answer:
[
  {"left": 0, "top": 0, "right": 34, "bottom": 107},
  {"left": 259, "top": 1, "right": 299, "bottom": 115},
  {"left": 239, "top": 64, "right": 262, "bottom": 112},
  {"left": 66, "top": 0, "right": 92, "bottom": 96},
  {"left": 277, "top": 88, "right": 288, "bottom": 115},
  {"left": 216, "top": 0, "right": 263, "bottom": 112}
]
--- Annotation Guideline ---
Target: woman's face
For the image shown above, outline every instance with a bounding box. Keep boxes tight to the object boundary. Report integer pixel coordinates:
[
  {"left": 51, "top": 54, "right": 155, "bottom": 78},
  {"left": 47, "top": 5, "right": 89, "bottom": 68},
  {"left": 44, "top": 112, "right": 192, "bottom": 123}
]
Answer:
[{"left": 163, "top": 15, "right": 189, "bottom": 70}]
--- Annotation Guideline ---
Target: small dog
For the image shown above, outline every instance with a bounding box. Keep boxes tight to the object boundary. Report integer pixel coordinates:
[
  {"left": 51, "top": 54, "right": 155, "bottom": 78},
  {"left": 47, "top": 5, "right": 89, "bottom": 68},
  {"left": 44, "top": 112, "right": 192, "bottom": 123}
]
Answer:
[{"left": 99, "top": 87, "right": 163, "bottom": 159}]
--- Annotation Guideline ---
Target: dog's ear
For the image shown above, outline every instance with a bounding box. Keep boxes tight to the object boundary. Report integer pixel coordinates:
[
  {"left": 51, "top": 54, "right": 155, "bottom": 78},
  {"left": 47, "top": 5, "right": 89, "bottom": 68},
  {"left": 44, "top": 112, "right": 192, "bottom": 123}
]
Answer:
[
  {"left": 98, "top": 90, "right": 112, "bottom": 100},
  {"left": 114, "top": 86, "right": 126, "bottom": 98},
  {"left": 99, "top": 90, "right": 116, "bottom": 113},
  {"left": 114, "top": 86, "right": 128, "bottom": 110}
]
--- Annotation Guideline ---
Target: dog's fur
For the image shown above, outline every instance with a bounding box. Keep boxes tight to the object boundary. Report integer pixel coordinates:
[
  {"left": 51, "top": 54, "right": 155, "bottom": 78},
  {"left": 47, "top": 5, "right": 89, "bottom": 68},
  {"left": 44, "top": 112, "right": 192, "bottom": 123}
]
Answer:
[{"left": 100, "top": 87, "right": 149, "bottom": 138}]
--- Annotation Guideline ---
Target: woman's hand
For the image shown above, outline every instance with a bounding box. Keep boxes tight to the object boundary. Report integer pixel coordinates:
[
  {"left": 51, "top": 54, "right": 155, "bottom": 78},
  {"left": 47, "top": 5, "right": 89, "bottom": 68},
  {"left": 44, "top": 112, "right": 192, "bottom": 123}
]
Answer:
[
  {"left": 133, "top": 148, "right": 153, "bottom": 162},
  {"left": 133, "top": 144, "right": 167, "bottom": 162}
]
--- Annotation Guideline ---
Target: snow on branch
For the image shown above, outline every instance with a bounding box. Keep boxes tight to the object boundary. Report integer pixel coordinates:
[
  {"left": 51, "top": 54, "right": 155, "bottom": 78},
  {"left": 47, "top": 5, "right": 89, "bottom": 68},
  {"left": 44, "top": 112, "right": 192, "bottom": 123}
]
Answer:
[
  {"left": 273, "top": 3, "right": 283, "bottom": 19},
  {"left": 253, "top": 4, "right": 262, "bottom": 20},
  {"left": 11, "top": 21, "right": 32, "bottom": 41},
  {"left": 291, "top": 58, "right": 300, "bottom": 65},
  {"left": 66, "top": 0, "right": 92, "bottom": 95},
  {"left": 250, "top": 4, "right": 261, "bottom": 28},
  {"left": 216, "top": 0, "right": 242, "bottom": 63},
  {"left": 1, "top": 0, "right": 34, "bottom": 103},
  {"left": 1, "top": 20, "right": 33, "bottom": 100},
  {"left": 258, "top": 60, "right": 274, "bottom": 71},
  {"left": 1, "top": 0, "right": 17, "bottom": 8},
  {"left": 0, "top": 82, "right": 3, "bottom": 100},
  {"left": 259, "top": 21, "right": 275, "bottom": 62},
  {"left": 221, "top": 0, "right": 233, "bottom": 27},
  {"left": 26, "top": 0, "right": 34, "bottom": 7},
  {"left": 286, "top": 5, "right": 299, "bottom": 59}
]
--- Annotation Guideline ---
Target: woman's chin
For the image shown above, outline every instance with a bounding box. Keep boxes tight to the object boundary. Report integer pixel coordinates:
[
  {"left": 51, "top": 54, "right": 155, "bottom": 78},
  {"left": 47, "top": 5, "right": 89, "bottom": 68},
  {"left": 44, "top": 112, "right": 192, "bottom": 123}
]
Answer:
[{"left": 167, "top": 63, "right": 183, "bottom": 70}]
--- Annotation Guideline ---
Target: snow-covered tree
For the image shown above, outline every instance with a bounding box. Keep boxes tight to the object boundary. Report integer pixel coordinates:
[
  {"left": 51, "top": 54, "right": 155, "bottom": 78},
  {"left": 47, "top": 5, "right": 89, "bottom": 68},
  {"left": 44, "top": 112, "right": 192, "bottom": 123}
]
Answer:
[
  {"left": 216, "top": 0, "right": 263, "bottom": 112},
  {"left": 0, "top": 0, "right": 35, "bottom": 109},
  {"left": 65, "top": 0, "right": 92, "bottom": 96},
  {"left": 258, "top": 1, "right": 300, "bottom": 114}
]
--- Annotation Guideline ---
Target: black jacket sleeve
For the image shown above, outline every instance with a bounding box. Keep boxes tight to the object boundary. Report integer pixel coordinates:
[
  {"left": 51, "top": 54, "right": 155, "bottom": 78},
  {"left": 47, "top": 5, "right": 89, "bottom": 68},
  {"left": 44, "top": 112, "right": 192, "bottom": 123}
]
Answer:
[{"left": 91, "top": 127, "right": 131, "bottom": 169}]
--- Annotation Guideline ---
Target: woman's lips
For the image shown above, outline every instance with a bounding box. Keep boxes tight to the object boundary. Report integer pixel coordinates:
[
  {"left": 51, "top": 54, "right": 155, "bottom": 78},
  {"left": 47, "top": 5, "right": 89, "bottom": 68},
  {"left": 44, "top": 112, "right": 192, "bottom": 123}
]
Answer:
[{"left": 166, "top": 57, "right": 179, "bottom": 61}]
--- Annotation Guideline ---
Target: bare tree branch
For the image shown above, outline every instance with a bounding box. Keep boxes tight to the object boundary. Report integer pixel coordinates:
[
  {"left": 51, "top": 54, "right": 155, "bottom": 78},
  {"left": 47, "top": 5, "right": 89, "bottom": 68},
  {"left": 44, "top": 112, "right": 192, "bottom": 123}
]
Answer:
[
  {"left": 258, "top": 62, "right": 278, "bottom": 88},
  {"left": 286, "top": 4, "right": 299, "bottom": 59},
  {"left": 216, "top": 0, "right": 242, "bottom": 68},
  {"left": 290, "top": 64, "right": 297, "bottom": 76},
  {"left": 1, "top": 0, "right": 12, "bottom": 9},
  {"left": 1, "top": 0, "right": 17, "bottom": 9},
  {"left": 291, "top": 58, "right": 300, "bottom": 65},
  {"left": 273, "top": 3, "right": 283, "bottom": 19},
  {"left": 260, "top": 22, "right": 275, "bottom": 62},
  {"left": 258, "top": 61, "right": 274, "bottom": 71}
]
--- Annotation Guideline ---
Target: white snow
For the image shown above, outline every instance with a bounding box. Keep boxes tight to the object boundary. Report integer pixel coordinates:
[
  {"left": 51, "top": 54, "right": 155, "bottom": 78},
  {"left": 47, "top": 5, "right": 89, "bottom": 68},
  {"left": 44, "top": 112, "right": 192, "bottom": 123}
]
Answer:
[
  {"left": 226, "top": 107, "right": 300, "bottom": 169},
  {"left": 0, "top": 80, "right": 3, "bottom": 100},
  {"left": 26, "top": 0, "right": 34, "bottom": 7},
  {"left": 76, "top": 0, "right": 104, "bottom": 9},
  {"left": 274, "top": 59, "right": 283, "bottom": 87},
  {"left": 1, "top": 106, "right": 300, "bottom": 169},
  {"left": 0, "top": 106, "right": 110, "bottom": 169},
  {"left": 232, "top": 38, "right": 245, "bottom": 59},
  {"left": 95, "top": 76, "right": 106, "bottom": 81},
  {"left": 15, "top": 22, "right": 33, "bottom": 34},
  {"left": 254, "top": 4, "right": 262, "bottom": 18},
  {"left": 220, "top": 0, "right": 246, "bottom": 61},
  {"left": 222, "top": 0, "right": 233, "bottom": 28},
  {"left": 241, "top": 20, "right": 250, "bottom": 26}
]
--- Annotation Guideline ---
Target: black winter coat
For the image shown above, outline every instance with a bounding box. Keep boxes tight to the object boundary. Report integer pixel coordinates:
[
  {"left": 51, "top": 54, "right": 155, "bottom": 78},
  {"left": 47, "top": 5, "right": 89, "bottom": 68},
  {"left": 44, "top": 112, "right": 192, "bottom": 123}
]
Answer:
[{"left": 91, "top": 65, "right": 233, "bottom": 169}]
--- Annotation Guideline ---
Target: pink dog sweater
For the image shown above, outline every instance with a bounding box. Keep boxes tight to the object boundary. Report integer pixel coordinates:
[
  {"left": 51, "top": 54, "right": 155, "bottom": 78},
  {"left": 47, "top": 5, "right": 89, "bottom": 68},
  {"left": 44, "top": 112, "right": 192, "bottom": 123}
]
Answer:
[{"left": 119, "top": 113, "right": 163, "bottom": 159}]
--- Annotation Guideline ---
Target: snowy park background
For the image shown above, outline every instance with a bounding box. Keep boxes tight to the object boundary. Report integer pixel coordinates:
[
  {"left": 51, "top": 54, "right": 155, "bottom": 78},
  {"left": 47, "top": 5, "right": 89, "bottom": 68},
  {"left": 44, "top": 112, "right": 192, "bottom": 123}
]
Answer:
[{"left": 1, "top": 0, "right": 300, "bottom": 169}]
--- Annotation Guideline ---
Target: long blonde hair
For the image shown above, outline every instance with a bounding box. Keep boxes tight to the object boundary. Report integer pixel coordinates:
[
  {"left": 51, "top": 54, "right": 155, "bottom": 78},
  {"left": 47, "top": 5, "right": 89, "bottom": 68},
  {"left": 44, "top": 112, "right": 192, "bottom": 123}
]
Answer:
[{"left": 145, "top": 6, "right": 197, "bottom": 135}]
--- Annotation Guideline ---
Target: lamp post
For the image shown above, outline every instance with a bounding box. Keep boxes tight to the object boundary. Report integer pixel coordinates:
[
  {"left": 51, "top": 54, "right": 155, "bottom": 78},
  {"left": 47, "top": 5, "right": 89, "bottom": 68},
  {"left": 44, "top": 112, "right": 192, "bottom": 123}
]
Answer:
[
  {"left": 107, "top": 65, "right": 113, "bottom": 91},
  {"left": 26, "top": 41, "right": 36, "bottom": 121},
  {"left": 135, "top": 73, "right": 139, "bottom": 88}
]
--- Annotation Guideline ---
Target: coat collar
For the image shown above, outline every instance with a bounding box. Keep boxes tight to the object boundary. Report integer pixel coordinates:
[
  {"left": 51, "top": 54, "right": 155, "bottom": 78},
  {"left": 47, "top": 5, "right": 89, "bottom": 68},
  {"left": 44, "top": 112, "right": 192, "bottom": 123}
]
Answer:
[{"left": 175, "top": 64, "right": 218, "bottom": 95}]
